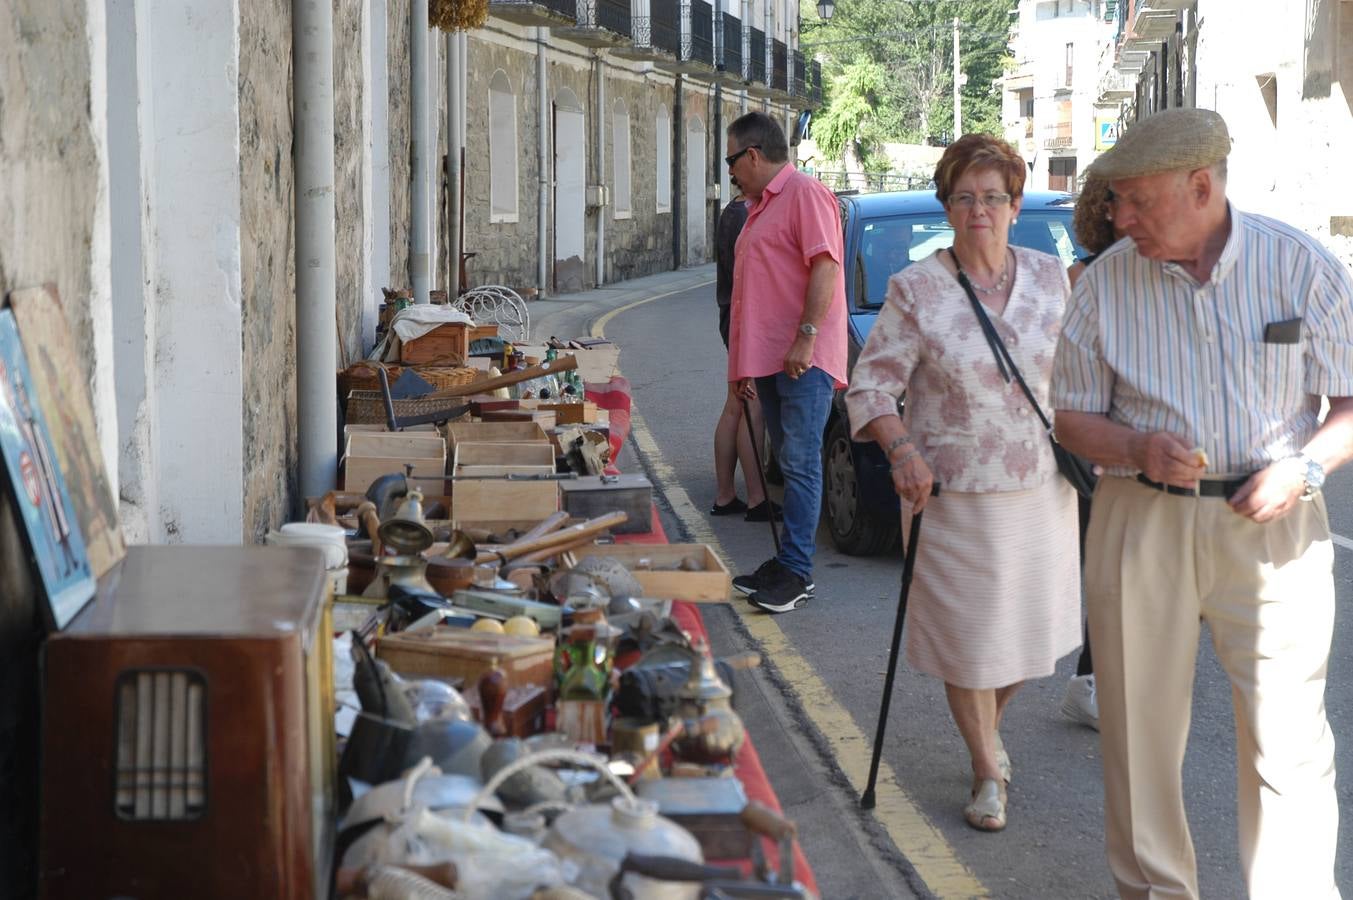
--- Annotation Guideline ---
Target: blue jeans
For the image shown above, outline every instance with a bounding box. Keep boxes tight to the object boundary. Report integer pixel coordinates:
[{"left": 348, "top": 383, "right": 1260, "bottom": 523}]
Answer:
[{"left": 755, "top": 367, "right": 834, "bottom": 581}]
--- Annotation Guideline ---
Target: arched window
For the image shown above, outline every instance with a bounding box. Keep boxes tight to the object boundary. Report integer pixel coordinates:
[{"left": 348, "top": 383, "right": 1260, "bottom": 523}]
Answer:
[
  {"left": 488, "top": 70, "right": 518, "bottom": 222},
  {"left": 655, "top": 104, "right": 671, "bottom": 213},
  {"left": 612, "top": 98, "right": 632, "bottom": 219}
]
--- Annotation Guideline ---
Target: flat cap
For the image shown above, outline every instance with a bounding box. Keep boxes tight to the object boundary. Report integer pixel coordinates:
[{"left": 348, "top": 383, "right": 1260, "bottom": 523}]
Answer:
[{"left": 1088, "top": 108, "right": 1231, "bottom": 180}]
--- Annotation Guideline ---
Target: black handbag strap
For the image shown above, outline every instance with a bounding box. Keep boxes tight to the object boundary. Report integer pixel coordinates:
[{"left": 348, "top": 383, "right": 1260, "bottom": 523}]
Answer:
[{"left": 947, "top": 248, "right": 1056, "bottom": 437}]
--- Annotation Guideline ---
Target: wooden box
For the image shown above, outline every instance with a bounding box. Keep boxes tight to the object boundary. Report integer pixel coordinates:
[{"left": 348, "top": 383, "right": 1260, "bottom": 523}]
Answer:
[
  {"left": 343, "top": 431, "right": 447, "bottom": 494},
  {"left": 537, "top": 401, "right": 598, "bottom": 425},
  {"left": 480, "top": 408, "right": 557, "bottom": 428},
  {"left": 574, "top": 543, "right": 731, "bottom": 601},
  {"left": 451, "top": 476, "right": 560, "bottom": 526},
  {"left": 375, "top": 630, "right": 555, "bottom": 692},
  {"left": 401, "top": 322, "right": 470, "bottom": 364},
  {"left": 558, "top": 474, "right": 653, "bottom": 534},
  {"left": 444, "top": 421, "right": 549, "bottom": 456},
  {"left": 453, "top": 441, "right": 555, "bottom": 477}
]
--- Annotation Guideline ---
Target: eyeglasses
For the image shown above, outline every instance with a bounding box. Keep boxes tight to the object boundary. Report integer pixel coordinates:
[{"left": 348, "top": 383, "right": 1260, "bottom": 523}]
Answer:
[
  {"left": 725, "top": 144, "right": 760, "bottom": 167},
  {"left": 948, "top": 191, "right": 1013, "bottom": 210}
]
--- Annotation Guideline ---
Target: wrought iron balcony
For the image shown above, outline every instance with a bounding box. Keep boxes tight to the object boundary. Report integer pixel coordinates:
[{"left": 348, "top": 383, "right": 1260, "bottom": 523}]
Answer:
[
  {"left": 747, "top": 27, "right": 766, "bottom": 85},
  {"left": 771, "top": 39, "right": 789, "bottom": 96},
  {"left": 1097, "top": 67, "right": 1135, "bottom": 101},
  {"left": 810, "top": 59, "right": 822, "bottom": 103},
  {"left": 688, "top": 0, "right": 714, "bottom": 68},
  {"left": 792, "top": 50, "right": 807, "bottom": 98},
  {"left": 490, "top": 0, "right": 576, "bottom": 27},
  {"left": 652, "top": 0, "right": 681, "bottom": 54},
  {"left": 717, "top": 13, "right": 742, "bottom": 79},
  {"left": 555, "top": 0, "right": 631, "bottom": 46}
]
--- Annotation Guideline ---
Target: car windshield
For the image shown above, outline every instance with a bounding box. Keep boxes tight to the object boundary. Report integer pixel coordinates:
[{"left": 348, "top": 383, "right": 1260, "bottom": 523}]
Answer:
[{"left": 856, "top": 209, "right": 1084, "bottom": 308}]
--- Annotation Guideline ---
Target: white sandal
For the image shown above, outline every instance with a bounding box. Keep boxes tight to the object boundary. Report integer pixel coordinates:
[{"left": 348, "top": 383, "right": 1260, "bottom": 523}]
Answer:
[
  {"left": 994, "top": 731, "right": 1012, "bottom": 784},
  {"left": 964, "top": 777, "right": 1007, "bottom": 832}
]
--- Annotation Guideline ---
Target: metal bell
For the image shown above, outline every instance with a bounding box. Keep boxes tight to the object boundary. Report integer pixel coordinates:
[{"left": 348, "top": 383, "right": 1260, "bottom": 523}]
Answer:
[{"left": 377, "top": 486, "right": 435, "bottom": 555}]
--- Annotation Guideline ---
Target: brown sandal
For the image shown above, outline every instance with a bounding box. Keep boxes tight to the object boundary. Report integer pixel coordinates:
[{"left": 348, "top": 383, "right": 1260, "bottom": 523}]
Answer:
[{"left": 964, "top": 778, "right": 1007, "bottom": 832}]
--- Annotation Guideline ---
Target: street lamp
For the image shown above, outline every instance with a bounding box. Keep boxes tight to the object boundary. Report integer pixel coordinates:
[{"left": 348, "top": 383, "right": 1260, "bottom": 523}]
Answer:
[{"left": 816, "top": 0, "right": 834, "bottom": 21}]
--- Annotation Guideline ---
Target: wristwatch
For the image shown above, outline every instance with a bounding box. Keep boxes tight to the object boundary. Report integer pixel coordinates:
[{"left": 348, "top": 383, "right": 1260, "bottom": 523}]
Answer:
[
  {"left": 798, "top": 322, "right": 819, "bottom": 337},
  {"left": 1293, "top": 452, "right": 1326, "bottom": 499}
]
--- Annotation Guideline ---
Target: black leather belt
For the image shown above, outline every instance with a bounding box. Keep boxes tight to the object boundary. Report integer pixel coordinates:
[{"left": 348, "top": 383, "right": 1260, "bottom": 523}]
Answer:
[{"left": 1135, "top": 473, "right": 1250, "bottom": 500}]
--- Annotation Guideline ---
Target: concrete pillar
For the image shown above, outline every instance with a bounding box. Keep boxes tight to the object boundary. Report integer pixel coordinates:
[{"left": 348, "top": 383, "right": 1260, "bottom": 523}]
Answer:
[
  {"left": 137, "top": 0, "right": 245, "bottom": 542},
  {"left": 363, "top": 0, "right": 392, "bottom": 349}
]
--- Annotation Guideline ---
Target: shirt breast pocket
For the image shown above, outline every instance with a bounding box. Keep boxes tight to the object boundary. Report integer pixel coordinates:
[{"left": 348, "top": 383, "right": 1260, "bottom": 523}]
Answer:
[{"left": 1242, "top": 339, "right": 1304, "bottom": 413}]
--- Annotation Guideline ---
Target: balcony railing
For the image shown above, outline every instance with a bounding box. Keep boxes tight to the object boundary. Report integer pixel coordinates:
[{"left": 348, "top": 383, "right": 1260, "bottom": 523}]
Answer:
[
  {"left": 489, "top": 0, "right": 576, "bottom": 26},
  {"left": 652, "top": 0, "right": 680, "bottom": 53},
  {"left": 810, "top": 59, "right": 822, "bottom": 102},
  {"left": 596, "top": 0, "right": 631, "bottom": 36},
  {"left": 792, "top": 50, "right": 806, "bottom": 97},
  {"left": 687, "top": 0, "right": 714, "bottom": 66},
  {"left": 719, "top": 13, "right": 742, "bottom": 75},
  {"left": 747, "top": 27, "right": 766, "bottom": 84},
  {"left": 771, "top": 39, "right": 788, "bottom": 92}
]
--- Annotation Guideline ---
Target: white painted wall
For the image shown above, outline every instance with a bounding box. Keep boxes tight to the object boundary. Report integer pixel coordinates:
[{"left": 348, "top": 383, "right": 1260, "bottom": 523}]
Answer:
[
  {"left": 137, "top": 0, "right": 245, "bottom": 542},
  {"left": 685, "top": 114, "right": 706, "bottom": 264},
  {"left": 555, "top": 91, "right": 587, "bottom": 267}
]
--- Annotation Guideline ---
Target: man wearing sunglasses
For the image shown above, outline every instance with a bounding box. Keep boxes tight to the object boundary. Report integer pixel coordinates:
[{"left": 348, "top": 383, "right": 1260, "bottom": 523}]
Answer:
[{"left": 723, "top": 111, "right": 847, "bottom": 614}]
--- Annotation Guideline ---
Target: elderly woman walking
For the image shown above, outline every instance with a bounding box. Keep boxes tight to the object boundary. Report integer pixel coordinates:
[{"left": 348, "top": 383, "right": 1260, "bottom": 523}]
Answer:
[{"left": 845, "top": 134, "right": 1081, "bottom": 832}]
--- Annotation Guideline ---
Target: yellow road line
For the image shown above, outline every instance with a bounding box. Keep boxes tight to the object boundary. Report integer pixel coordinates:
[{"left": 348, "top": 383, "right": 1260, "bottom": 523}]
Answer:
[{"left": 596, "top": 294, "right": 988, "bottom": 899}]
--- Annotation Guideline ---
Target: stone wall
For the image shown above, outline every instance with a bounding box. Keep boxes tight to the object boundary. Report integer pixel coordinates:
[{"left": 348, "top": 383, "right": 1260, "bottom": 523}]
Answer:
[
  {"left": 463, "top": 35, "right": 543, "bottom": 292},
  {"left": 335, "top": 0, "right": 368, "bottom": 362},
  {"left": 388, "top": 0, "right": 412, "bottom": 290},
  {"left": 603, "top": 66, "right": 679, "bottom": 282},
  {"left": 239, "top": 5, "right": 299, "bottom": 541},
  {"left": 0, "top": 5, "right": 99, "bottom": 891}
]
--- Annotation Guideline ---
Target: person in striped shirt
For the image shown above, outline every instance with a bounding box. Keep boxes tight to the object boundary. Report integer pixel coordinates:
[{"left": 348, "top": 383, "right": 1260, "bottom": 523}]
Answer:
[{"left": 1051, "top": 107, "right": 1353, "bottom": 900}]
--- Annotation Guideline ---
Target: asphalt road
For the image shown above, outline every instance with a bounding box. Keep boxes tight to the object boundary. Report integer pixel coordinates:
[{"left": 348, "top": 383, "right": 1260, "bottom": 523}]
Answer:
[{"left": 602, "top": 279, "right": 1353, "bottom": 899}]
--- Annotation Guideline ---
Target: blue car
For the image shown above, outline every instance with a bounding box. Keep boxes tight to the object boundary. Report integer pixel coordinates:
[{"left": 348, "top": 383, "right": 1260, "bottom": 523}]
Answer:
[{"left": 821, "top": 189, "right": 1085, "bottom": 555}]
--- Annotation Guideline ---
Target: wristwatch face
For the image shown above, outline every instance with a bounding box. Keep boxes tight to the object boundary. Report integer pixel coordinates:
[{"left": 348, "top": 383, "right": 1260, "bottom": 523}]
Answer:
[
  {"left": 799, "top": 323, "right": 818, "bottom": 336},
  {"left": 1305, "top": 457, "right": 1326, "bottom": 492}
]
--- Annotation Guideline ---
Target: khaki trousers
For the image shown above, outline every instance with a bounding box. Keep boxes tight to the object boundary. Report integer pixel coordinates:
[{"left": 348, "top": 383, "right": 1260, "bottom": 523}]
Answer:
[{"left": 1086, "top": 476, "right": 1339, "bottom": 900}]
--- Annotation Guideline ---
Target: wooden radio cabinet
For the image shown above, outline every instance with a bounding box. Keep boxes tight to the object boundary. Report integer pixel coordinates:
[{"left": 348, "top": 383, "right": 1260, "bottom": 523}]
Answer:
[{"left": 39, "top": 546, "right": 335, "bottom": 900}]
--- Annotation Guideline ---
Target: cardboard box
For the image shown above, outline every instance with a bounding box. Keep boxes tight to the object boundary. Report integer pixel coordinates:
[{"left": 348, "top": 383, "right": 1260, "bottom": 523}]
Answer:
[
  {"left": 343, "top": 431, "right": 446, "bottom": 494},
  {"left": 376, "top": 629, "right": 555, "bottom": 692},
  {"left": 574, "top": 543, "right": 731, "bottom": 601}
]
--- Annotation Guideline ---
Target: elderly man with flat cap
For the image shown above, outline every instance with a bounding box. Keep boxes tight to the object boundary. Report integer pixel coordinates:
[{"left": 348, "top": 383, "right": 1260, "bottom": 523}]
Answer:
[{"left": 1051, "top": 107, "right": 1353, "bottom": 899}]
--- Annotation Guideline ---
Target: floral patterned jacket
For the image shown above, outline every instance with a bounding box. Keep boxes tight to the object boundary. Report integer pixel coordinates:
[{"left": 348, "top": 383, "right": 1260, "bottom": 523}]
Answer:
[{"left": 844, "top": 247, "right": 1071, "bottom": 493}]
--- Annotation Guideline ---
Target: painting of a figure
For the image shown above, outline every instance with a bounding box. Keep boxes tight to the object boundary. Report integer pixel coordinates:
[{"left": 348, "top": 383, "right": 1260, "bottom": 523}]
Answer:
[{"left": 0, "top": 310, "right": 95, "bottom": 630}]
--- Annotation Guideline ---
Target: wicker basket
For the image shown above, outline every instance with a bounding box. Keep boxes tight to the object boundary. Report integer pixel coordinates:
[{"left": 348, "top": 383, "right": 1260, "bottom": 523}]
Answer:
[
  {"left": 338, "top": 362, "right": 481, "bottom": 400},
  {"left": 415, "top": 366, "right": 483, "bottom": 390},
  {"left": 345, "top": 390, "right": 474, "bottom": 426}
]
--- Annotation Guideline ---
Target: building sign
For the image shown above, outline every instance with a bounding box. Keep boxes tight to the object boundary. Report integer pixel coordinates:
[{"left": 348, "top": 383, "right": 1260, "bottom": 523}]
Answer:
[{"left": 1096, "top": 117, "right": 1119, "bottom": 151}]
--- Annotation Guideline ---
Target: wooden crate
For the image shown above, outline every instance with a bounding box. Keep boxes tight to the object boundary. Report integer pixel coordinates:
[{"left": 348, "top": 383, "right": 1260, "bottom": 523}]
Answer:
[
  {"left": 574, "top": 543, "right": 731, "bottom": 601},
  {"left": 343, "top": 431, "right": 446, "bottom": 494},
  {"left": 451, "top": 474, "right": 559, "bottom": 524},
  {"left": 376, "top": 630, "right": 555, "bottom": 692},
  {"left": 453, "top": 441, "right": 555, "bottom": 476},
  {"left": 537, "top": 401, "right": 598, "bottom": 425},
  {"left": 444, "top": 421, "right": 549, "bottom": 457},
  {"left": 480, "top": 408, "right": 557, "bottom": 428},
  {"left": 401, "top": 322, "right": 470, "bottom": 364}
]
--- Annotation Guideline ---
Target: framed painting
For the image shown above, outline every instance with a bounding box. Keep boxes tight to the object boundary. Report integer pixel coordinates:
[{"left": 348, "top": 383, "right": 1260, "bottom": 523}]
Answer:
[
  {"left": 0, "top": 309, "right": 95, "bottom": 630},
  {"left": 8, "top": 285, "right": 125, "bottom": 578}
]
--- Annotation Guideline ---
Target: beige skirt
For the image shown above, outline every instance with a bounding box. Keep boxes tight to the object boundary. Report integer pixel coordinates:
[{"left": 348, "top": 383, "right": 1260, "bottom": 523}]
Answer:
[{"left": 901, "top": 478, "right": 1082, "bottom": 689}]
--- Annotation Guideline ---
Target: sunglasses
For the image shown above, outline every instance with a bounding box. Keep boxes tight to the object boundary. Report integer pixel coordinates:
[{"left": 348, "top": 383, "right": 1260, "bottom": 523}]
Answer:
[{"left": 725, "top": 144, "right": 760, "bottom": 167}]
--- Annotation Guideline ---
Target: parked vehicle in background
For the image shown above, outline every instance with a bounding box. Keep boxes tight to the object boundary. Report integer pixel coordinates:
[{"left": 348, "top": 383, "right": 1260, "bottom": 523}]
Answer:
[{"left": 822, "top": 190, "right": 1085, "bottom": 555}]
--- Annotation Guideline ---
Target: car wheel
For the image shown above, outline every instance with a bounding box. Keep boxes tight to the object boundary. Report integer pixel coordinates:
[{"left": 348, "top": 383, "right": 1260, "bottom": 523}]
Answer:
[{"left": 822, "top": 417, "right": 899, "bottom": 556}]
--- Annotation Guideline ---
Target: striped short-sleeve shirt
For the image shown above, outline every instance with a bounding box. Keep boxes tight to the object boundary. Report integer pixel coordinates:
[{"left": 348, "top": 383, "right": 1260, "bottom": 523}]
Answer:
[{"left": 1051, "top": 204, "right": 1353, "bottom": 476}]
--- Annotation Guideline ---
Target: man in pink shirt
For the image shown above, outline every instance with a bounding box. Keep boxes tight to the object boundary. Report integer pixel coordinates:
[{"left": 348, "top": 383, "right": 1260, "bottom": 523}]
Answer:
[{"left": 724, "top": 111, "right": 848, "bottom": 613}]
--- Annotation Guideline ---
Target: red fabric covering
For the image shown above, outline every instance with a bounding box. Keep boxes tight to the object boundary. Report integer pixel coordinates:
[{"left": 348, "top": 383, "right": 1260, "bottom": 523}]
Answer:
[
  {"left": 616, "top": 514, "right": 820, "bottom": 897},
  {"left": 584, "top": 377, "right": 632, "bottom": 474}
]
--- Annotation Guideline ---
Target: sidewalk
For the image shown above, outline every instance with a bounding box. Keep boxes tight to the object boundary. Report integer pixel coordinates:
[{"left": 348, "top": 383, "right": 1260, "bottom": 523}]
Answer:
[{"left": 525, "top": 265, "right": 717, "bottom": 343}]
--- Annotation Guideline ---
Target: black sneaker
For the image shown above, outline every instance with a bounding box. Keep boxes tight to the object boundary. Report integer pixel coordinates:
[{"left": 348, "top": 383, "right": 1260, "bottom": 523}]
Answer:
[
  {"left": 744, "top": 500, "right": 783, "bottom": 522},
  {"left": 750, "top": 568, "right": 812, "bottom": 614},
  {"left": 732, "top": 558, "right": 782, "bottom": 596}
]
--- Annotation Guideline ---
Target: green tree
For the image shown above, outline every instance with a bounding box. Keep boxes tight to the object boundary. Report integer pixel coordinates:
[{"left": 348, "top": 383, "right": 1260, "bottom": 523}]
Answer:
[
  {"left": 813, "top": 60, "right": 887, "bottom": 183},
  {"left": 803, "top": 0, "right": 1013, "bottom": 153}
]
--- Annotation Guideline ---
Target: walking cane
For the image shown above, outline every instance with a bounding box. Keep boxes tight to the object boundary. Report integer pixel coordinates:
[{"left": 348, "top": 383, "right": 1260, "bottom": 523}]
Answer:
[
  {"left": 861, "top": 485, "right": 937, "bottom": 810},
  {"left": 740, "top": 396, "right": 781, "bottom": 556}
]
